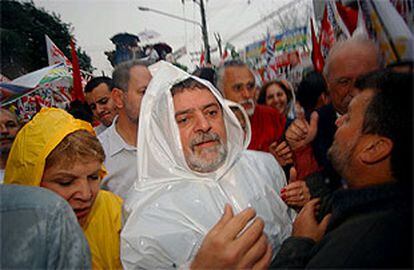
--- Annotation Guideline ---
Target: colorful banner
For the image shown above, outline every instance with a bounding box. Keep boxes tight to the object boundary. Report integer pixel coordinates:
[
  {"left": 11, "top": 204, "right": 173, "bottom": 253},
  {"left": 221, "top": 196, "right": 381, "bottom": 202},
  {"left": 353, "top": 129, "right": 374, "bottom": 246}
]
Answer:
[
  {"left": 274, "top": 26, "right": 308, "bottom": 52},
  {"left": 245, "top": 26, "right": 309, "bottom": 84},
  {"left": 360, "top": 0, "right": 414, "bottom": 65},
  {"left": 1, "top": 63, "right": 72, "bottom": 122}
]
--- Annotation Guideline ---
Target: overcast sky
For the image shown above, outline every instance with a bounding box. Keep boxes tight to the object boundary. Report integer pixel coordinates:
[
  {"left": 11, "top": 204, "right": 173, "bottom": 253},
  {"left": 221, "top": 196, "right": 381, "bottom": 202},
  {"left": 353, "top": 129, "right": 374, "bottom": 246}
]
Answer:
[{"left": 32, "top": 0, "right": 306, "bottom": 75}]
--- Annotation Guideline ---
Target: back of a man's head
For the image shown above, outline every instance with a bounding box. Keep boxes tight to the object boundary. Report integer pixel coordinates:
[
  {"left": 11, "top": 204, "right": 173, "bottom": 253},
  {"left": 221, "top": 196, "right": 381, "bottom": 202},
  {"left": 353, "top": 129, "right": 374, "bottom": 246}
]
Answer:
[
  {"left": 323, "top": 35, "right": 382, "bottom": 79},
  {"left": 355, "top": 71, "right": 413, "bottom": 184},
  {"left": 296, "top": 71, "right": 328, "bottom": 114},
  {"left": 112, "top": 59, "right": 152, "bottom": 92}
]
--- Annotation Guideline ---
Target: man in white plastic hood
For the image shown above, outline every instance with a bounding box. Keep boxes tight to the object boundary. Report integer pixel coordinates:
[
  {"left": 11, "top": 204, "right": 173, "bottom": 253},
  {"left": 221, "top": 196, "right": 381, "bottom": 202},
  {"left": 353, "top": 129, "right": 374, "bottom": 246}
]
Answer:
[{"left": 121, "top": 61, "right": 294, "bottom": 269}]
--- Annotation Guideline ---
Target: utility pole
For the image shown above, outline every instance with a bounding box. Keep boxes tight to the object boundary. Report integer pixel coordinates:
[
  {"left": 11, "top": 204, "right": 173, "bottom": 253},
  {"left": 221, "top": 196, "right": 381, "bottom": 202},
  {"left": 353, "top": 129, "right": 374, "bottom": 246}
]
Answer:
[{"left": 198, "top": 0, "right": 211, "bottom": 64}]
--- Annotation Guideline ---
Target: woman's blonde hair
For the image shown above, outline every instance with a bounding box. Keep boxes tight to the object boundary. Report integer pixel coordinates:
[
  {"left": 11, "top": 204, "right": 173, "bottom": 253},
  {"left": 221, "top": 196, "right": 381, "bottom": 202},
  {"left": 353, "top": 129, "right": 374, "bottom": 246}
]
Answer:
[{"left": 45, "top": 130, "right": 105, "bottom": 170}]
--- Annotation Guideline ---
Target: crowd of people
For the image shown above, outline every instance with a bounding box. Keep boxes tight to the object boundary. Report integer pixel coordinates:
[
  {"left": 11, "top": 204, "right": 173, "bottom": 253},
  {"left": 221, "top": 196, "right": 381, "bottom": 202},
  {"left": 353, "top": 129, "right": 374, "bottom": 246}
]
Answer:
[{"left": 0, "top": 34, "right": 412, "bottom": 269}]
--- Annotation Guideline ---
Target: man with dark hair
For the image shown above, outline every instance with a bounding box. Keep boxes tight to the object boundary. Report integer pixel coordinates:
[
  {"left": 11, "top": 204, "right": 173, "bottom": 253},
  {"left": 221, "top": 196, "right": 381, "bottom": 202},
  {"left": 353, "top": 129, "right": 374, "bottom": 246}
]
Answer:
[
  {"left": 272, "top": 71, "right": 413, "bottom": 268},
  {"left": 85, "top": 76, "right": 117, "bottom": 134},
  {"left": 296, "top": 71, "right": 330, "bottom": 116},
  {"left": 98, "top": 60, "right": 152, "bottom": 199},
  {"left": 282, "top": 37, "right": 383, "bottom": 212},
  {"left": 1, "top": 185, "right": 91, "bottom": 269}
]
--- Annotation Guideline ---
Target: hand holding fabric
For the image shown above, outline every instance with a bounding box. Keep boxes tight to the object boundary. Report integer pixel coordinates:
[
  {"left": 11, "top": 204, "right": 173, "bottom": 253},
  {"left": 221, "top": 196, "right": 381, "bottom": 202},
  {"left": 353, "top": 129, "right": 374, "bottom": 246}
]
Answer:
[
  {"left": 190, "top": 204, "right": 272, "bottom": 270},
  {"left": 292, "top": 198, "right": 331, "bottom": 242}
]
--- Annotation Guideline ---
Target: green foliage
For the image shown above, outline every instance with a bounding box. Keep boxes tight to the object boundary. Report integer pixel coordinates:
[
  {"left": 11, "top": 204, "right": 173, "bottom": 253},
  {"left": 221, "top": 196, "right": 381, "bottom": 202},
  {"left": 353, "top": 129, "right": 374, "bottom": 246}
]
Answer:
[{"left": 0, "top": 0, "right": 94, "bottom": 78}]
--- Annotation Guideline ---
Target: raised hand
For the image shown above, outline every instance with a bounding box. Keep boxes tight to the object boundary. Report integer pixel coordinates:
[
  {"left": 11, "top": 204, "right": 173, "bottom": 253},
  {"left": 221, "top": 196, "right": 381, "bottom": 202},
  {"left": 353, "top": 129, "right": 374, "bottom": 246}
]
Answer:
[
  {"left": 280, "top": 167, "right": 311, "bottom": 207},
  {"left": 269, "top": 140, "right": 293, "bottom": 166},
  {"left": 285, "top": 111, "right": 319, "bottom": 150}
]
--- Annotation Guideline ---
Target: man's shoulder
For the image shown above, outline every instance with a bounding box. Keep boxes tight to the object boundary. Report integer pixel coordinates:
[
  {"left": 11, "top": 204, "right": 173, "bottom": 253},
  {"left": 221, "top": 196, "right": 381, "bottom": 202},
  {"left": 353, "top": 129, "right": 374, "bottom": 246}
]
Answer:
[
  {"left": 255, "top": 104, "right": 281, "bottom": 117},
  {"left": 252, "top": 104, "right": 285, "bottom": 129},
  {"left": 241, "top": 149, "right": 275, "bottom": 160},
  {"left": 0, "top": 185, "right": 67, "bottom": 212},
  {"left": 97, "top": 123, "right": 114, "bottom": 142},
  {"left": 316, "top": 104, "right": 337, "bottom": 120},
  {"left": 240, "top": 150, "right": 280, "bottom": 172},
  {"left": 94, "top": 124, "right": 107, "bottom": 136}
]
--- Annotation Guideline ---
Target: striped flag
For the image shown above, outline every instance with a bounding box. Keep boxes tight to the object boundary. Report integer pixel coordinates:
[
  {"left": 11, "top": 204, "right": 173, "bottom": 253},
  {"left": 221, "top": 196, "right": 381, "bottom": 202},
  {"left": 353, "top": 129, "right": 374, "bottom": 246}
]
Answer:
[{"left": 45, "top": 35, "right": 72, "bottom": 66}]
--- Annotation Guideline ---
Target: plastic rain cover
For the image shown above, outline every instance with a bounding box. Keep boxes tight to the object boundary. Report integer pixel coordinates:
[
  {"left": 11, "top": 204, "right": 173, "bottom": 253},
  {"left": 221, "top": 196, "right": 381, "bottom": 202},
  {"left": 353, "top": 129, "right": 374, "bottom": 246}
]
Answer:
[{"left": 121, "top": 61, "right": 294, "bottom": 269}]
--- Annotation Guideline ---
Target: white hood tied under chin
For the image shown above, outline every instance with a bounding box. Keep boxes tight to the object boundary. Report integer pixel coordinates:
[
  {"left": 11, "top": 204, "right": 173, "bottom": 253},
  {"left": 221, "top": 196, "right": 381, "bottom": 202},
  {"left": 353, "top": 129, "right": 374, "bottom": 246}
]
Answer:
[{"left": 121, "top": 61, "right": 293, "bottom": 269}]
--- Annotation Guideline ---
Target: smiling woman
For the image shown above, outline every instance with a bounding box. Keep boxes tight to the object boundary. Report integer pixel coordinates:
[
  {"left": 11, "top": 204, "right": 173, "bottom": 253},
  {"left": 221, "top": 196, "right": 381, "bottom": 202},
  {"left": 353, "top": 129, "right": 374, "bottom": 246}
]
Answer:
[{"left": 4, "top": 107, "right": 122, "bottom": 269}]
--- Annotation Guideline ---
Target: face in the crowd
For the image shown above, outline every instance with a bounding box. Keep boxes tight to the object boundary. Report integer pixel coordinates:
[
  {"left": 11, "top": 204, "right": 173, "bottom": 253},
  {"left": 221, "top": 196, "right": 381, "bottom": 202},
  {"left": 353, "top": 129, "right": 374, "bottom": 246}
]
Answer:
[
  {"left": 222, "top": 66, "right": 256, "bottom": 116},
  {"left": 328, "top": 89, "right": 374, "bottom": 182},
  {"left": 0, "top": 109, "right": 20, "bottom": 153},
  {"left": 85, "top": 83, "right": 117, "bottom": 127},
  {"left": 265, "top": 83, "right": 288, "bottom": 115},
  {"left": 41, "top": 160, "right": 102, "bottom": 227},
  {"left": 123, "top": 66, "right": 152, "bottom": 124},
  {"left": 173, "top": 88, "right": 228, "bottom": 173},
  {"left": 325, "top": 47, "right": 378, "bottom": 115}
]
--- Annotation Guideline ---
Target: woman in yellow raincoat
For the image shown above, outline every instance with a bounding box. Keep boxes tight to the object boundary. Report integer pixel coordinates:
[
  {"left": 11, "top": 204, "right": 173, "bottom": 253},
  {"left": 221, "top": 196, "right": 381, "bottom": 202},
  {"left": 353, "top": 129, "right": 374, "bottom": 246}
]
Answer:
[{"left": 4, "top": 107, "right": 122, "bottom": 269}]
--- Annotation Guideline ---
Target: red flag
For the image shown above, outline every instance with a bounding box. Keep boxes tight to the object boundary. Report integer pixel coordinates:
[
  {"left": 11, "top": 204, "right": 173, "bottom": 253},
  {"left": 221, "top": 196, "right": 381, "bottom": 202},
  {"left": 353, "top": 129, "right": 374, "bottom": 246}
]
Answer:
[
  {"left": 319, "top": 6, "right": 335, "bottom": 59},
  {"left": 311, "top": 19, "right": 325, "bottom": 73},
  {"left": 70, "top": 38, "right": 84, "bottom": 102},
  {"left": 335, "top": 2, "right": 358, "bottom": 35},
  {"left": 199, "top": 50, "right": 205, "bottom": 67}
]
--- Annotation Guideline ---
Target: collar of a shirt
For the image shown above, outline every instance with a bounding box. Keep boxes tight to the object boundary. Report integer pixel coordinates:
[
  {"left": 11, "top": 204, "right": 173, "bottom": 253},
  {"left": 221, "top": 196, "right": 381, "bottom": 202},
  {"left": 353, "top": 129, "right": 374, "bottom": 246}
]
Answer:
[{"left": 106, "top": 116, "right": 137, "bottom": 157}]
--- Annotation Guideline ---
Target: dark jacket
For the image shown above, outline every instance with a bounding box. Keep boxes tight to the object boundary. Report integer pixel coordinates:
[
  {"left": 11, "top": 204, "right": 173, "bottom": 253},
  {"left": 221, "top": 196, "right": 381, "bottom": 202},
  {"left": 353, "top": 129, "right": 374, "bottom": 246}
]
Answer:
[
  {"left": 312, "top": 103, "right": 341, "bottom": 188},
  {"left": 272, "top": 182, "right": 413, "bottom": 268}
]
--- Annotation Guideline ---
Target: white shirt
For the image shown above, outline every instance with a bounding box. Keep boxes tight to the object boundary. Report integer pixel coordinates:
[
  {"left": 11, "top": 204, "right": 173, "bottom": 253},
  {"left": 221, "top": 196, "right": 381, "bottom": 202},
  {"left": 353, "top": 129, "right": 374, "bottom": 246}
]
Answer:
[
  {"left": 94, "top": 124, "right": 107, "bottom": 135},
  {"left": 98, "top": 117, "right": 137, "bottom": 200}
]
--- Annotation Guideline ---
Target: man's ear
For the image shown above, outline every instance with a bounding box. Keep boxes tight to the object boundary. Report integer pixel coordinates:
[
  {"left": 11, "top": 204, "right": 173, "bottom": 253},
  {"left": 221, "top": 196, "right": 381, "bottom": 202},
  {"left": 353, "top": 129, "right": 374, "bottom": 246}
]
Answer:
[
  {"left": 359, "top": 135, "right": 393, "bottom": 164},
  {"left": 111, "top": 88, "right": 125, "bottom": 109}
]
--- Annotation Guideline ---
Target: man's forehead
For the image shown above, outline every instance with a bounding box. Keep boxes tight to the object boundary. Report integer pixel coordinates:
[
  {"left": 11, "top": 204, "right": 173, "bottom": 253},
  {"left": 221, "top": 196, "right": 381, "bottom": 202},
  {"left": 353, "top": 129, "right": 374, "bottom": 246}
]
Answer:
[
  {"left": 130, "top": 65, "right": 151, "bottom": 76},
  {"left": 349, "top": 89, "right": 374, "bottom": 112},
  {"left": 87, "top": 83, "right": 111, "bottom": 97},
  {"left": 225, "top": 66, "right": 254, "bottom": 81},
  {"left": 173, "top": 88, "right": 220, "bottom": 111}
]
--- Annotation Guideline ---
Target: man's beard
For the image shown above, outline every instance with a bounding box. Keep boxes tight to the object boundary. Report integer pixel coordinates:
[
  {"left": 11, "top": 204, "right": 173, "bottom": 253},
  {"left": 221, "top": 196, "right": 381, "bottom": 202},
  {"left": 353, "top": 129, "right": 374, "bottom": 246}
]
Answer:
[
  {"left": 186, "top": 131, "right": 227, "bottom": 173},
  {"left": 327, "top": 135, "right": 358, "bottom": 179},
  {"left": 239, "top": 99, "right": 255, "bottom": 116}
]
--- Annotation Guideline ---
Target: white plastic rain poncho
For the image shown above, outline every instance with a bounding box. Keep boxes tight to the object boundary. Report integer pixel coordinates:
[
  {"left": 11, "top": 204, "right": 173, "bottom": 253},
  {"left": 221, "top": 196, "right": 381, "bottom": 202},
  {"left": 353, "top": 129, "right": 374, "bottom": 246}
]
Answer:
[{"left": 121, "top": 61, "right": 294, "bottom": 269}]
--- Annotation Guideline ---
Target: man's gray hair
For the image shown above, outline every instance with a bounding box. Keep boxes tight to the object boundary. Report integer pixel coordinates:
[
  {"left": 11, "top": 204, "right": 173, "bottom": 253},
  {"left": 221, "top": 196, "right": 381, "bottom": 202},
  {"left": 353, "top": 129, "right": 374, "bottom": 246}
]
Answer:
[
  {"left": 216, "top": 59, "right": 254, "bottom": 94},
  {"left": 323, "top": 34, "right": 383, "bottom": 79},
  {"left": 112, "top": 59, "right": 153, "bottom": 92}
]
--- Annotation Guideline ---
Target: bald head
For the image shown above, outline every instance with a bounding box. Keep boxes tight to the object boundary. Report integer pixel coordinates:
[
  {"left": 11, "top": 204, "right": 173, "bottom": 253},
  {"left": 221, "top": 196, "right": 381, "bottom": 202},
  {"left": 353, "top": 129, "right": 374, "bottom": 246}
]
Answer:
[{"left": 323, "top": 36, "right": 382, "bottom": 114}]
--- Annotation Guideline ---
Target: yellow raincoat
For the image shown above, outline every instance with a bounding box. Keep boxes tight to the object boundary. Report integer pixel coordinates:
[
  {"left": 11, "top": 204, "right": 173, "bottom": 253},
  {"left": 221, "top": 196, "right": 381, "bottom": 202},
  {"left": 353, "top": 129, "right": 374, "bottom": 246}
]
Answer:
[{"left": 5, "top": 107, "right": 123, "bottom": 269}]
